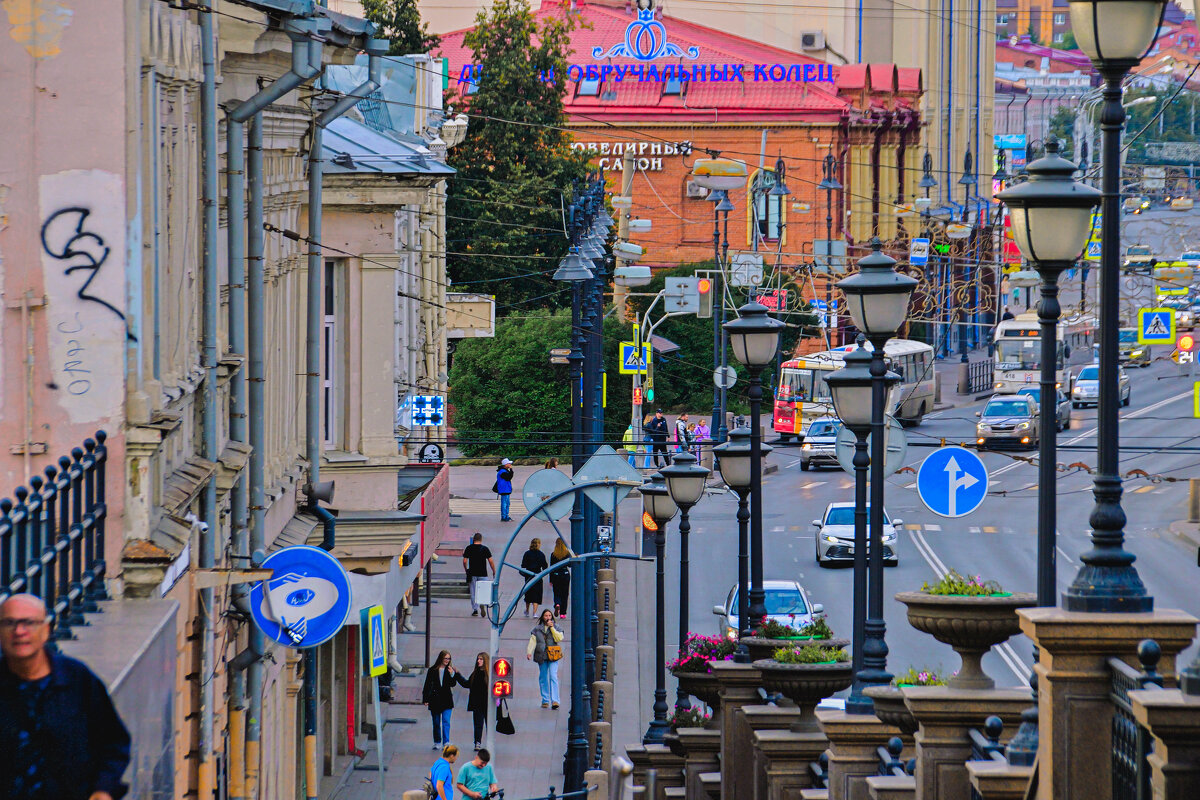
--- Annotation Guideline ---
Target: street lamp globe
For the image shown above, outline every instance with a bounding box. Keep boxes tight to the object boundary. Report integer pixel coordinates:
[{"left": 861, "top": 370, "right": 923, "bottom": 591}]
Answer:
[
  {"left": 660, "top": 450, "right": 711, "bottom": 507},
  {"left": 641, "top": 472, "right": 678, "bottom": 526},
  {"left": 1069, "top": 0, "right": 1165, "bottom": 65},
  {"left": 712, "top": 190, "right": 736, "bottom": 213},
  {"left": 826, "top": 343, "right": 875, "bottom": 430},
  {"left": 836, "top": 239, "right": 917, "bottom": 339},
  {"left": 713, "top": 427, "right": 755, "bottom": 489},
  {"left": 579, "top": 235, "right": 604, "bottom": 261},
  {"left": 724, "top": 302, "right": 785, "bottom": 367},
  {"left": 553, "top": 248, "right": 594, "bottom": 282},
  {"left": 997, "top": 140, "right": 1100, "bottom": 265},
  {"left": 770, "top": 157, "right": 792, "bottom": 196}
]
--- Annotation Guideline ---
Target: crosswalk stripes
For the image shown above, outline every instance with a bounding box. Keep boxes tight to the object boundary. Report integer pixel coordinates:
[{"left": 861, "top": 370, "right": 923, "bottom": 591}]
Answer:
[{"left": 449, "top": 498, "right": 528, "bottom": 515}]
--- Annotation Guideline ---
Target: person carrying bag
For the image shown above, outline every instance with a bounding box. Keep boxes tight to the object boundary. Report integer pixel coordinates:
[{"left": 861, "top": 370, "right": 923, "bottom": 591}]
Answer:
[{"left": 525, "top": 609, "right": 564, "bottom": 709}]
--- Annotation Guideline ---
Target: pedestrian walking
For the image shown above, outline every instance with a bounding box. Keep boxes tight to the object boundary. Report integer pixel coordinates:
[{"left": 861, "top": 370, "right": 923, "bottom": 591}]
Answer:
[
  {"left": 430, "top": 744, "right": 459, "bottom": 800},
  {"left": 641, "top": 413, "right": 656, "bottom": 469},
  {"left": 543, "top": 457, "right": 558, "bottom": 470},
  {"left": 622, "top": 424, "right": 637, "bottom": 466},
  {"left": 693, "top": 417, "right": 711, "bottom": 464},
  {"left": 455, "top": 748, "right": 500, "bottom": 800},
  {"left": 494, "top": 458, "right": 515, "bottom": 521},
  {"left": 462, "top": 533, "right": 496, "bottom": 617},
  {"left": 465, "top": 653, "right": 490, "bottom": 751},
  {"left": 0, "top": 593, "right": 131, "bottom": 800},
  {"left": 548, "top": 538, "right": 571, "bottom": 619},
  {"left": 645, "top": 409, "right": 669, "bottom": 467},
  {"left": 423, "top": 650, "right": 469, "bottom": 749},
  {"left": 519, "top": 538, "right": 549, "bottom": 617},
  {"left": 526, "top": 609, "right": 565, "bottom": 709},
  {"left": 674, "top": 411, "right": 691, "bottom": 452}
]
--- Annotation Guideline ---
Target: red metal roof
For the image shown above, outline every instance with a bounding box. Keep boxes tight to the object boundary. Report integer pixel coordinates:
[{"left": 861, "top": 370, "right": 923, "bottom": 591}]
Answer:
[{"left": 438, "top": 0, "right": 914, "bottom": 122}]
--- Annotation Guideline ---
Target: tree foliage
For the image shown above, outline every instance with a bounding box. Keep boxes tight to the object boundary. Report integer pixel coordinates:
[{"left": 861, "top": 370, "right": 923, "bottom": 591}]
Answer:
[
  {"left": 360, "top": 0, "right": 441, "bottom": 55},
  {"left": 443, "top": 0, "right": 588, "bottom": 312}
]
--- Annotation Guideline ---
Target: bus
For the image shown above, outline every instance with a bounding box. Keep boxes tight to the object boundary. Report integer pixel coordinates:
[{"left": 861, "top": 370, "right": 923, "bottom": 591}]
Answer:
[
  {"left": 773, "top": 339, "right": 936, "bottom": 441},
  {"left": 992, "top": 313, "right": 1096, "bottom": 394}
]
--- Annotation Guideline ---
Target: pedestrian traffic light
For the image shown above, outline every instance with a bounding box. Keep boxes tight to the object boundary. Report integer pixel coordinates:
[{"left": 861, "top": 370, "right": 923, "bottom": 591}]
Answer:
[
  {"left": 697, "top": 277, "right": 714, "bottom": 319},
  {"left": 492, "top": 656, "right": 513, "bottom": 697},
  {"left": 1179, "top": 333, "right": 1196, "bottom": 353}
]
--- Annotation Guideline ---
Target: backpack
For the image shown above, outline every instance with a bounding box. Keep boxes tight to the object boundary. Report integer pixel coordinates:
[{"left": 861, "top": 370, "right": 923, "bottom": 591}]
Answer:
[{"left": 491, "top": 480, "right": 499, "bottom": 494}]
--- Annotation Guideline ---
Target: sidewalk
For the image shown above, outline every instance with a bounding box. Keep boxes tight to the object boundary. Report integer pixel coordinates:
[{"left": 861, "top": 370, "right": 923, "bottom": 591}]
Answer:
[
  {"left": 933, "top": 351, "right": 994, "bottom": 411},
  {"left": 332, "top": 463, "right": 646, "bottom": 800}
]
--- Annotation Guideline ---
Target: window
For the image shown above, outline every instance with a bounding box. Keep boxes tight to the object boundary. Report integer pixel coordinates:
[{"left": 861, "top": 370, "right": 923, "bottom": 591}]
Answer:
[
  {"left": 576, "top": 75, "right": 601, "bottom": 96},
  {"left": 1053, "top": 32, "right": 1065, "bottom": 43},
  {"left": 751, "top": 170, "right": 784, "bottom": 242},
  {"left": 662, "top": 73, "right": 684, "bottom": 96},
  {"left": 1053, "top": 13, "right": 1066, "bottom": 24},
  {"left": 997, "top": 14, "right": 1009, "bottom": 24},
  {"left": 322, "top": 259, "right": 346, "bottom": 449}
]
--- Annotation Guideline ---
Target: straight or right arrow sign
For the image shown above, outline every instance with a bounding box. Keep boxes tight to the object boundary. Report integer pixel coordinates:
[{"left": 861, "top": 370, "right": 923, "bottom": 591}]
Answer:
[{"left": 917, "top": 446, "right": 989, "bottom": 518}]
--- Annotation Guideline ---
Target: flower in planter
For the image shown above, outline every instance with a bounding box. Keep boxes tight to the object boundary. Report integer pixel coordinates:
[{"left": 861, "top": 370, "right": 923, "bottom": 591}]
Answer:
[
  {"left": 756, "top": 616, "right": 835, "bottom": 640},
  {"left": 668, "top": 632, "right": 739, "bottom": 673},
  {"left": 667, "top": 706, "right": 712, "bottom": 730},
  {"left": 891, "top": 666, "right": 950, "bottom": 686},
  {"left": 921, "top": 568, "right": 1006, "bottom": 597},
  {"left": 770, "top": 643, "right": 849, "bottom": 664}
]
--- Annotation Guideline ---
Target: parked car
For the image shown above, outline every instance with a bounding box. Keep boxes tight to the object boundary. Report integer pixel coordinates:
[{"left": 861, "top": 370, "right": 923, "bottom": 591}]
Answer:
[
  {"left": 711, "top": 580, "right": 824, "bottom": 641},
  {"left": 1118, "top": 327, "right": 1152, "bottom": 367},
  {"left": 799, "top": 417, "right": 840, "bottom": 471},
  {"left": 975, "top": 395, "right": 1040, "bottom": 450},
  {"left": 1015, "top": 386, "right": 1072, "bottom": 432},
  {"left": 1171, "top": 197, "right": 1195, "bottom": 211},
  {"left": 1123, "top": 244, "right": 1157, "bottom": 273},
  {"left": 1072, "top": 364, "right": 1131, "bottom": 408},
  {"left": 812, "top": 502, "right": 900, "bottom": 567},
  {"left": 1163, "top": 296, "right": 1195, "bottom": 329}
]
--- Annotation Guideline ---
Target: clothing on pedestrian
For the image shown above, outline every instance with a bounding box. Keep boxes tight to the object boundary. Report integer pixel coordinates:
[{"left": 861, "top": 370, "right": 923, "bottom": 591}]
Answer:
[
  {"left": 462, "top": 537, "right": 494, "bottom": 615},
  {"left": 423, "top": 654, "right": 469, "bottom": 745},
  {"left": 466, "top": 655, "right": 489, "bottom": 747},
  {"left": 537, "top": 659, "right": 561, "bottom": 706},
  {"left": 527, "top": 620, "right": 564, "bottom": 663},
  {"left": 529, "top": 612, "right": 564, "bottom": 705},
  {"left": 646, "top": 411, "right": 670, "bottom": 468},
  {"left": 674, "top": 415, "right": 691, "bottom": 451},
  {"left": 431, "top": 746, "right": 458, "bottom": 800},
  {"left": 0, "top": 650, "right": 131, "bottom": 800},
  {"left": 520, "top": 542, "right": 548, "bottom": 607},
  {"left": 495, "top": 462, "right": 515, "bottom": 521},
  {"left": 693, "top": 419, "right": 711, "bottom": 461},
  {"left": 548, "top": 540, "right": 571, "bottom": 618},
  {"left": 456, "top": 760, "right": 498, "bottom": 797}
]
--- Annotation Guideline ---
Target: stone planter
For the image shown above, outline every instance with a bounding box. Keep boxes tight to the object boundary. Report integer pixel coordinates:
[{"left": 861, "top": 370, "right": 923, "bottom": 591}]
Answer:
[
  {"left": 672, "top": 669, "right": 724, "bottom": 715},
  {"left": 895, "top": 591, "right": 1037, "bottom": 690},
  {"left": 741, "top": 636, "right": 850, "bottom": 662},
  {"left": 752, "top": 659, "right": 855, "bottom": 733},
  {"left": 863, "top": 685, "right": 918, "bottom": 735}
]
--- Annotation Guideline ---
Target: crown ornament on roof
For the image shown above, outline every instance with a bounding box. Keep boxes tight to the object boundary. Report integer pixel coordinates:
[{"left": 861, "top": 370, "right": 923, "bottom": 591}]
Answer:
[{"left": 592, "top": 5, "right": 700, "bottom": 61}]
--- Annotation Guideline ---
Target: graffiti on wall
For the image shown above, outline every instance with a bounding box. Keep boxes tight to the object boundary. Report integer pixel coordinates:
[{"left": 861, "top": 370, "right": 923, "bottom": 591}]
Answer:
[{"left": 2, "top": 0, "right": 73, "bottom": 59}]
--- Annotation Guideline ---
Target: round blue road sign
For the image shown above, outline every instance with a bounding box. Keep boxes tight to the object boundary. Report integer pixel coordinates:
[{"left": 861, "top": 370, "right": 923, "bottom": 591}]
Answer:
[
  {"left": 249, "top": 545, "right": 352, "bottom": 648},
  {"left": 916, "top": 446, "right": 989, "bottom": 519}
]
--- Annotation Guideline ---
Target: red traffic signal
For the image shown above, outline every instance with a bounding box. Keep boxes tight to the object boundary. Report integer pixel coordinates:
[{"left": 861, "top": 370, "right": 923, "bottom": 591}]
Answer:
[
  {"left": 494, "top": 656, "right": 512, "bottom": 678},
  {"left": 492, "top": 680, "right": 512, "bottom": 697},
  {"left": 697, "top": 277, "right": 714, "bottom": 319},
  {"left": 697, "top": 278, "right": 712, "bottom": 294},
  {"left": 492, "top": 656, "right": 513, "bottom": 697},
  {"left": 1179, "top": 333, "right": 1196, "bottom": 352}
]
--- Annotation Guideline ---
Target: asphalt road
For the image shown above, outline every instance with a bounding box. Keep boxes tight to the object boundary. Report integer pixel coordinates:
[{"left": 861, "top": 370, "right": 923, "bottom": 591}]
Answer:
[{"left": 632, "top": 345, "right": 1200, "bottom": 711}]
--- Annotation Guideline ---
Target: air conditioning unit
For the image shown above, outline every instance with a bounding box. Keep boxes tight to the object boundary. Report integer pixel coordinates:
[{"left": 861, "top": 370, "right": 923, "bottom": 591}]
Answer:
[
  {"left": 800, "top": 30, "right": 826, "bottom": 51},
  {"left": 686, "top": 180, "right": 709, "bottom": 199}
]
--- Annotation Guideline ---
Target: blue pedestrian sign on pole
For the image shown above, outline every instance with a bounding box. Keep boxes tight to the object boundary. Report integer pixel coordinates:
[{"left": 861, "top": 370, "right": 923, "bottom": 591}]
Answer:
[
  {"left": 1137, "top": 307, "right": 1175, "bottom": 345},
  {"left": 249, "top": 545, "right": 352, "bottom": 648},
  {"left": 619, "top": 341, "right": 651, "bottom": 375},
  {"left": 360, "top": 605, "right": 388, "bottom": 678},
  {"left": 916, "top": 446, "right": 989, "bottom": 518},
  {"left": 909, "top": 238, "right": 930, "bottom": 266}
]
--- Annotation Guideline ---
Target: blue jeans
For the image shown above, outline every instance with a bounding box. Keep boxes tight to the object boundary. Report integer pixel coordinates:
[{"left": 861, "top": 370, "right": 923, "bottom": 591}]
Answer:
[
  {"left": 430, "top": 707, "right": 453, "bottom": 744},
  {"left": 538, "top": 659, "right": 561, "bottom": 705},
  {"left": 500, "top": 493, "right": 511, "bottom": 520}
]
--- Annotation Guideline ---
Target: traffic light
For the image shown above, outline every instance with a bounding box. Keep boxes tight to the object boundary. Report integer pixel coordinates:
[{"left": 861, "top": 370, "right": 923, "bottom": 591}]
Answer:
[
  {"left": 492, "top": 656, "right": 513, "bottom": 697},
  {"left": 697, "top": 277, "right": 714, "bottom": 318},
  {"left": 642, "top": 510, "right": 658, "bottom": 532},
  {"left": 1179, "top": 333, "right": 1196, "bottom": 353}
]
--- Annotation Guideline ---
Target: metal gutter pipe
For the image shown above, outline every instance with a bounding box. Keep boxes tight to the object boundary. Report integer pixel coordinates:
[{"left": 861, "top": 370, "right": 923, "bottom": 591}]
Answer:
[{"left": 198, "top": 3, "right": 219, "bottom": 795}]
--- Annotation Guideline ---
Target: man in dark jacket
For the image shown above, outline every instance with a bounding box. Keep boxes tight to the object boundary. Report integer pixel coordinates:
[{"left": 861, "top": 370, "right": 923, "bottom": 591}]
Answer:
[
  {"left": 644, "top": 410, "right": 670, "bottom": 467},
  {"left": 0, "top": 593, "right": 131, "bottom": 800}
]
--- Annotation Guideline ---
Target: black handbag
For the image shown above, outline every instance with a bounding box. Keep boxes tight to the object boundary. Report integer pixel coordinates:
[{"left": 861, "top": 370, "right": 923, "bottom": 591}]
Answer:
[{"left": 495, "top": 698, "right": 515, "bottom": 735}]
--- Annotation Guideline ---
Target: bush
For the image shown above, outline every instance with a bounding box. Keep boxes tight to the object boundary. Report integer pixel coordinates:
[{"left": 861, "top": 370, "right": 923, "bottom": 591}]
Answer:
[
  {"left": 757, "top": 617, "right": 834, "bottom": 639},
  {"left": 921, "top": 568, "right": 1005, "bottom": 596},
  {"left": 668, "top": 633, "right": 738, "bottom": 673},
  {"left": 892, "top": 667, "right": 948, "bottom": 686},
  {"left": 668, "top": 706, "right": 711, "bottom": 730},
  {"left": 770, "top": 644, "right": 849, "bottom": 664}
]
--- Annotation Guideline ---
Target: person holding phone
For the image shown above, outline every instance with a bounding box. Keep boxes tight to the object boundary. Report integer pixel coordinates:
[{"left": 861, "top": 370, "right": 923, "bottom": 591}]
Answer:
[
  {"left": 526, "top": 609, "right": 564, "bottom": 709},
  {"left": 422, "top": 650, "right": 469, "bottom": 749}
]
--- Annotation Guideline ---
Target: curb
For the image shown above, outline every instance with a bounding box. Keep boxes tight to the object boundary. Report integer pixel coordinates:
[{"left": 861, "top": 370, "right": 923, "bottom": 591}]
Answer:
[{"left": 1168, "top": 520, "right": 1200, "bottom": 552}]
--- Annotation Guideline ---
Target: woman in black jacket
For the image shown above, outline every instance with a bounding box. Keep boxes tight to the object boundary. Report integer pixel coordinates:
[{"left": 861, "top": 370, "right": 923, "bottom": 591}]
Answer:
[
  {"left": 466, "top": 652, "right": 490, "bottom": 750},
  {"left": 422, "top": 649, "right": 469, "bottom": 749},
  {"left": 548, "top": 538, "right": 571, "bottom": 619},
  {"left": 520, "top": 538, "right": 549, "bottom": 618}
]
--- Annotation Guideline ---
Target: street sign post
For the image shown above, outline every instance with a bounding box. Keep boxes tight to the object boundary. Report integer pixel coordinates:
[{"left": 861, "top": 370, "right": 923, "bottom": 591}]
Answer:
[
  {"left": 1137, "top": 308, "right": 1176, "bottom": 345},
  {"left": 249, "top": 545, "right": 352, "bottom": 648},
  {"left": 730, "top": 253, "right": 765, "bottom": 287},
  {"left": 909, "top": 238, "right": 930, "bottom": 266},
  {"left": 575, "top": 445, "right": 643, "bottom": 512},
  {"left": 664, "top": 277, "right": 701, "bottom": 313},
  {"left": 713, "top": 366, "right": 737, "bottom": 389},
  {"left": 359, "top": 604, "right": 388, "bottom": 800},
  {"left": 521, "top": 468, "right": 576, "bottom": 522},
  {"left": 835, "top": 416, "right": 907, "bottom": 477},
  {"left": 619, "top": 342, "right": 651, "bottom": 374},
  {"left": 916, "top": 446, "right": 989, "bottom": 518}
]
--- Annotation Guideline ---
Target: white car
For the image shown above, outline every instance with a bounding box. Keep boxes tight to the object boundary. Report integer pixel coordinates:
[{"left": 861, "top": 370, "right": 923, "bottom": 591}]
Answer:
[
  {"left": 799, "top": 417, "right": 841, "bottom": 471},
  {"left": 711, "top": 580, "right": 824, "bottom": 641},
  {"left": 1071, "top": 364, "right": 1131, "bottom": 408},
  {"left": 812, "top": 502, "right": 901, "bottom": 566}
]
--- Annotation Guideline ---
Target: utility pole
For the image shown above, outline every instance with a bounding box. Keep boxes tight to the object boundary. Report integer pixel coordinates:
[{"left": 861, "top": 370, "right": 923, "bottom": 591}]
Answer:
[{"left": 614, "top": 149, "right": 636, "bottom": 320}]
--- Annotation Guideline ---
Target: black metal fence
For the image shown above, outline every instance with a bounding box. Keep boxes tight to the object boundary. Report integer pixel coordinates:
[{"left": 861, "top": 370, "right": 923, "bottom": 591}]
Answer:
[
  {"left": 963, "top": 358, "right": 996, "bottom": 395},
  {"left": 1110, "top": 640, "right": 1164, "bottom": 800},
  {"left": 967, "top": 716, "right": 1007, "bottom": 800},
  {"left": 0, "top": 431, "right": 109, "bottom": 637}
]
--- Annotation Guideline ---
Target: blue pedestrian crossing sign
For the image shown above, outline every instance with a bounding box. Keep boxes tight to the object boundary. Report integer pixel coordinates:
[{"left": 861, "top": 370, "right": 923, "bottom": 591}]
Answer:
[
  {"left": 917, "top": 446, "right": 989, "bottom": 518},
  {"left": 1085, "top": 241, "right": 1102, "bottom": 261},
  {"left": 619, "top": 341, "right": 651, "bottom": 375},
  {"left": 360, "top": 605, "right": 388, "bottom": 678},
  {"left": 1138, "top": 308, "right": 1175, "bottom": 345}
]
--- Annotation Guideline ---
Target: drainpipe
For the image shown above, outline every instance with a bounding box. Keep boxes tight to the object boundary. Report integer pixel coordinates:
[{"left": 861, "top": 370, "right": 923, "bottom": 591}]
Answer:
[
  {"left": 231, "top": 19, "right": 324, "bottom": 799},
  {"left": 198, "top": 3, "right": 219, "bottom": 795}
]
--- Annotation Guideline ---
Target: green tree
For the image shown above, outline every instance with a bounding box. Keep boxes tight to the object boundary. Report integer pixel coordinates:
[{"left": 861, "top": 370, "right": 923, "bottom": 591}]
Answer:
[
  {"left": 1047, "top": 105, "right": 1076, "bottom": 157},
  {"left": 1056, "top": 30, "right": 1078, "bottom": 50},
  {"left": 360, "top": 0, "right": 441, "bottom": 55},
  {"left": 444, "top": 0, "right": 588, "bottom": 311}
]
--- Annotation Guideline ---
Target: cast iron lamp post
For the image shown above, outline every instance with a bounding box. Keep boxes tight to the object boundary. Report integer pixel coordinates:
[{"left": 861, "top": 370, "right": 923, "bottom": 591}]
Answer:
[
  {"left": 1063, "top": 0, "right": 1164, "bottom": 612},
  {"left": 825, "top": 340, "right": 876, "bottom": 712},
  {"left": 819, "top": 154, "right": 843, "bottom": 346},
  {"left": 996, "top": 140, "right": 1101, "bottom": 763},
  {"left": 724, "top": 302, "right": 785, "bottom": 630},
  {"left": 641, "top": 472, "right": 678, "bottom": 744},
  {"left": 660, "top": 450, "right": 711, "bottom": 710},
  {"left": 835, "top": 239, "right": 915, "bottom": 696},
  {"left": 712, "top": 427, "right": 772, "bottom": 662}
]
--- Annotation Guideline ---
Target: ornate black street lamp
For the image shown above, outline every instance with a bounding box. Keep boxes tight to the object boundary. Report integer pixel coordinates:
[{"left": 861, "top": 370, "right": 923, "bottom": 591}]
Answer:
[
  {"left": 641, "top": 472, "right": 678, "bottom": 744},
  {"left": 1063, "top": 0, "right": 1165, "bottom": 611},
  {"left": 724, "top": 303, "right": 785, "bottom": 630},
  {"left": 835, "top": 240, "right": 915, "bottom": 696},
  {"left": 819, "top": 154, "right": 843, "bottom": 346},
  {"left": 660, "top": 450, "right": 710, "bottom": 710},
  {"left": 825, "top": 341, "right": 875, "bottom": 712}
]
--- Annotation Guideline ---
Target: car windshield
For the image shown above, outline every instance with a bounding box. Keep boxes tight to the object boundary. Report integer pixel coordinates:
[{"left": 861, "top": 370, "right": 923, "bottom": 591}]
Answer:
[
  {"left": 985, "top": 400, "right": 1032, "bottom": 416},
  {"left": 807, "top": 420, "right": 839, "bottom": 437},
  {"left": 1129, "top": 246, "right": 1151, "bottom": 255},
  {"left": 730, "top": 589, "right": 809, "bottom": 616},
  {"left": 1078, "top": 366, "right": 1099, "bottom": 380},
  {"left": 824, "top": 506, "right": 890, "bottom": 526},
  {"left": 995, "top": 339, "right": 1064, "bottom": 370},
  {"left": 778, "top": 368, "right": 832, "bottom": 403},
  {"left": 1119, "top": 330, "right": 1138, "bottom": 344}
]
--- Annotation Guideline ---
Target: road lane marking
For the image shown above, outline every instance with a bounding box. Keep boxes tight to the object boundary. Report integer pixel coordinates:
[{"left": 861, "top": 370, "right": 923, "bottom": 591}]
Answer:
[
  {"left": 925, "top": 524, "right": 942, "bottom": 532},
  {"left": 1056, "top": 546, "right": 1076, "bottom": 565},
  {"left": 1133, "top": 485, "right": 1155, "bottom": 494},
  {"left": 983, "top": 526, "right": 998, "bottom": 533},
  {"left": 969, "top": 527, "right": 981, "bottom": 533},
  {"left": 804, "top": 481, "right": 828, "bottom": 489}
]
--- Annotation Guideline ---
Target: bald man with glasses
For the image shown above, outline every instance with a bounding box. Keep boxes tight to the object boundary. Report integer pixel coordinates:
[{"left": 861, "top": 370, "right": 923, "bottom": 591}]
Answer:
[{"left": 0, "top": 594, "right": 131, "bottom": 800}]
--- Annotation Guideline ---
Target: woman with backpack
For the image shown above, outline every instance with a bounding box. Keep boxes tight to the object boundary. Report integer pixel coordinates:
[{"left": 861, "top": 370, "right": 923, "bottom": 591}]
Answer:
[{"left": 525, "top": 609, "right": 565, "bottom": 709}]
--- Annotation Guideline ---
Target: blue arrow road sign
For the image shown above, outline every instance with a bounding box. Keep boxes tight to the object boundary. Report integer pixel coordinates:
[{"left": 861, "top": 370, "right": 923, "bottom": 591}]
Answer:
[
  {"left": 916, "top": 446, "right": 989, "bottom": 518},
  {"left": 250, "top": 545, "right": 352, "bottom": 648}
]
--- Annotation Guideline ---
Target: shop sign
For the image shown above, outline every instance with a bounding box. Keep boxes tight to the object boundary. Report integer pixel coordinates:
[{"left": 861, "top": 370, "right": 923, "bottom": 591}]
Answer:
[{"left": 572, "top": 140, "right": 692, "bottom": 172}]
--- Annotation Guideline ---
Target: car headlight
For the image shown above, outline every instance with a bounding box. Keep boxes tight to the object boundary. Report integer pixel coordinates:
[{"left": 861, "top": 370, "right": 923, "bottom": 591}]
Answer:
[
  {"left": 726, "top": 627, "right": 738, "bottom": 641},
  {"left": 802, "top": 443, "right": 812, "bottom": 450},
  {"left": 1131, "top": 350, "right": 1143, "bottom": 357},
  {"left": 1016, "top": 422, "right": 1030, "bottom": 430},
  {"left": 823, "top": 535, "right": 839, "bottom": 543},
  {"left": 1073, "top": 387, "right": 1082, "bottom": 396},
  {"left": 883, "top": 532, "right": 897, "bottom": 543},
  {"left": 977, "top": 423, "right": 990, "bottom": 432}
]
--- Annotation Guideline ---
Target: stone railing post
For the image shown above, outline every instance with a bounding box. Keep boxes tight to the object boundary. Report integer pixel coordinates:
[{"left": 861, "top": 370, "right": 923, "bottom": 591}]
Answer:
[
  {"left": 743, "top": 704, "right": 805, "bottom": 800},
  {"left": 673, "top": 727, "right": 722, "bottom": 800},
  {"left": 709, "top": 661, "right": 764, "bottom": 800},
  {"left": 1018, "top": 608, "right": 1198, "bottom": 800},
  {"left": 1130, "top": 688, "right": 1200, "bottom": 800},
  {"left": 815, "top": 708, "right": 901, "bottom": 800}
]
